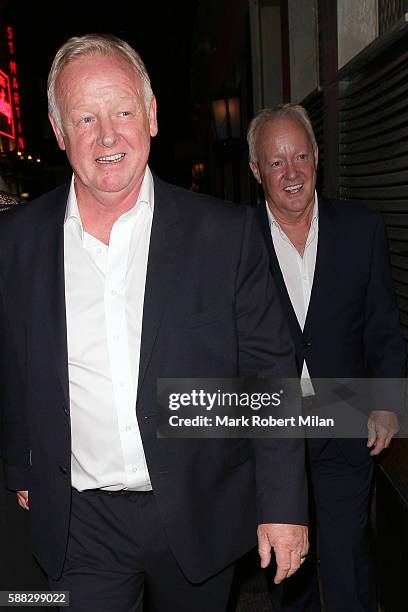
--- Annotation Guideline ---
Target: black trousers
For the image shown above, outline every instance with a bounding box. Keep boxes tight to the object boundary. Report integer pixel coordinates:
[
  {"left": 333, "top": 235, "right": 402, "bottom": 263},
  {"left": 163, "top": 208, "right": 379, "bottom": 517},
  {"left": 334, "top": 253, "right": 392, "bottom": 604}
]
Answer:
[
  {"left": 269, "top": 439, "right": 376, "bottom": 612},
  {"left": 49, "top": 489, "right": 234, "bottom": 612}
]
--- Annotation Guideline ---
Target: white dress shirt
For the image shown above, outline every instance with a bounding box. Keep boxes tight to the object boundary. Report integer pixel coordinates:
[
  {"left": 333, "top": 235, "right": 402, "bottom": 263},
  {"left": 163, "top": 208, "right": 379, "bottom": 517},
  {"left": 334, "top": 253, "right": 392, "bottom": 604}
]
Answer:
[
  {"left": 266, "top": 195, "right": 319, "bottom": 396},
  {"left": 64, "top": 167, "right": 154, "bottom": 491}
]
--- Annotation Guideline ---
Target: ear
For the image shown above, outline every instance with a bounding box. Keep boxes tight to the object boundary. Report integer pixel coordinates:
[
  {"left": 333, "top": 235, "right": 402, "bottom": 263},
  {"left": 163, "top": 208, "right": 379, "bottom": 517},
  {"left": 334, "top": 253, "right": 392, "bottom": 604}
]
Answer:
[
  {"left": 249, "top": 161, "right": 262, "bottom": 185},
  {"left": 313, "top": 143, "right": 318, "bottom": 168},
  {"left": 148, "top": 95, "right": 158, "bottom": 137},
  {"left": 48, "top": 113, "right": 66, "bottom": 151}
]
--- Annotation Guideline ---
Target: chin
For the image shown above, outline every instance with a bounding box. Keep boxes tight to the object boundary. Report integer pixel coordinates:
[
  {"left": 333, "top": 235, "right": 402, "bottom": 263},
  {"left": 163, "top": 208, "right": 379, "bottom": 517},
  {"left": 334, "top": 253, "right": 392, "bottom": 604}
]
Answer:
[
  {"left": 98, "top": 179, "right": 128, "bottom": 193},
  {"left": 286, "top": 194, "right": 313, "bottom": 209}
]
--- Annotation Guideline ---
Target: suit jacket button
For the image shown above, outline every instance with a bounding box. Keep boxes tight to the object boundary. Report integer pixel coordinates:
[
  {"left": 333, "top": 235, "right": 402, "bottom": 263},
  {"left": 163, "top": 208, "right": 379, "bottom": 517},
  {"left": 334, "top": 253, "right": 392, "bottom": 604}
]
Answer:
[
  {"left": 59, "top": 466, "right": 68, "bottom": 474},
  {"left": 302, "top": 341, "right": 312, "bottom": 348},
  {"left": 63, "top": 405, "right": 69, "bottom": 415}
]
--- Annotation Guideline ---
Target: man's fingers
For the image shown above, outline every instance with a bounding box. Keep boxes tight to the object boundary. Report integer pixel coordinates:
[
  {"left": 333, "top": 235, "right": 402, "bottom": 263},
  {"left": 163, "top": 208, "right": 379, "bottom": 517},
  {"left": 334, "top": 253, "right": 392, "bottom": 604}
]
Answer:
[
  {"left": 366, "top": 421, "right": 377, "bottom": 448},
  {"left": 367, "top": 411, "right": 399, "bottom": 451},
  {"left": 366, "top": 435, "right": 376, "bottom": 448},
  {"left": 369, "top": 439, "right": 387, "bottom": 456},
  {"left": 369, "top": 435, "right": 388, "bottom": 455},
  {"left": 258, "top": 523, "right": 308, "bottom": 580},
  {"left": 259, "top": 548, "right": 271, "bottom": 569},
  {"left": 275, "top": 548, "right": 307, "bottom": 582},
  {"left": 273, "top": 548, "right": 292, "bottom": 584},
  {"left": 257, "top": 532, "right": 272, "bottom": 569},
  {"left": 286, "top": 552, "right": 302, "bottom": 578},
  {"left": 16, "top": 491, "right": 29, "bottom": 511}
]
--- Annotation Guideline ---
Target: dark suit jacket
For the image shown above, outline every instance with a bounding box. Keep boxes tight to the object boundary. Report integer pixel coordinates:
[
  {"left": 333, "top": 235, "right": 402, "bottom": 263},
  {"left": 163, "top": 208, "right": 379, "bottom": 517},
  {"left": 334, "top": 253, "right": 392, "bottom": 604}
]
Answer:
[
  {"left": 0, "top": 176, "right": 307, "bottom": 582},
  {"left": 256, "top": 197, "right": 406, "bottom": 458}
]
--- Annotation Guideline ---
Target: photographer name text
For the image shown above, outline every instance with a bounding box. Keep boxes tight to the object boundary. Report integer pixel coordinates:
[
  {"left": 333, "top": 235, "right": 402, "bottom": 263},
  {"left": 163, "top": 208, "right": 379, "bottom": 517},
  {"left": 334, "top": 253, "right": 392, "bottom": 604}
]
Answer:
[{"left": 167, "top": 415, "right": 334, "bottom": 428}]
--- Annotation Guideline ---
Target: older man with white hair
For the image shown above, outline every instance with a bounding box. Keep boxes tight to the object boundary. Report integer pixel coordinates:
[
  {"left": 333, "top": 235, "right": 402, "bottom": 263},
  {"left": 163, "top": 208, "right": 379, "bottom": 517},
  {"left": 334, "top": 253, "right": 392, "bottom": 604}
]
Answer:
[
  {"left": 248, "top": 103, "right": 406, "bottom": 612},
  {"left": 0, "top": 36, "right": 309, "bottom": 612}
]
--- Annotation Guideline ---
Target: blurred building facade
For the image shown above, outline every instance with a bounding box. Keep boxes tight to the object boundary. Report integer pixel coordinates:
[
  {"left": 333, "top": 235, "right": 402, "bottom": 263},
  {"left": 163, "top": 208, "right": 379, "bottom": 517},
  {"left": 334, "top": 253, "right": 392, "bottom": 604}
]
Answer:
[
  {"left": 190, "top": 4, "right": 408, "bottom": 610},
  {"left": 0, "top": 23, "right": 49, "bottom": 199},
  {"left": 190, "top": 1, "right": 407, "bottom": 202}
]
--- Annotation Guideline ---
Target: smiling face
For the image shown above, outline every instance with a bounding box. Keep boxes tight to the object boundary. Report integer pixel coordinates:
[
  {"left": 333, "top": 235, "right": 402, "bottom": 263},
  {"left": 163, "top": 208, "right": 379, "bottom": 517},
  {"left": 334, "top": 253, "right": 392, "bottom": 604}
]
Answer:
[
  {"left": 250, "top": 116, "right": 318, "bottom": 223},
  {"left": 49, "top": 52, "right": 158, "bottom": 203}
]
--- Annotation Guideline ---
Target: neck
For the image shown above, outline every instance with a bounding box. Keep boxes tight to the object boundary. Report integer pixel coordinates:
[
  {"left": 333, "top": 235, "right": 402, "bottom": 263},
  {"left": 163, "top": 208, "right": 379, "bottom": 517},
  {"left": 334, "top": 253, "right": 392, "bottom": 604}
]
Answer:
[
  {"left": 74, "top": 178, "right": 143, "bottom": 245},
  {"left": 268, "top": 200, "right": 315, "bottom": 257},
  {"left": 268, "top": 200, "right": 315, "bottom": 232}
]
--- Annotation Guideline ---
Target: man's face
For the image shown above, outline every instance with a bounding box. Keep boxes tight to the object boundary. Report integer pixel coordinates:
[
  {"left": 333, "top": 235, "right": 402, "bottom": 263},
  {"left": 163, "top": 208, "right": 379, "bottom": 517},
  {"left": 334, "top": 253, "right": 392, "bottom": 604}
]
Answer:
[
  {"left": 49, "top": 53, "right": 158, "bottom": 199},
  {"left": 250, "top": 117, "right": 318, "bottom": 221}
]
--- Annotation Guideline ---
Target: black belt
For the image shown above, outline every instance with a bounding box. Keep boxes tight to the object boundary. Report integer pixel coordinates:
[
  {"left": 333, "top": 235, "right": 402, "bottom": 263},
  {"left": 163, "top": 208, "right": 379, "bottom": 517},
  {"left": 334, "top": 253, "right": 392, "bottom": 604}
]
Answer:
[{"left": 84, "top": 489, "right": 153, "bottom": 497}]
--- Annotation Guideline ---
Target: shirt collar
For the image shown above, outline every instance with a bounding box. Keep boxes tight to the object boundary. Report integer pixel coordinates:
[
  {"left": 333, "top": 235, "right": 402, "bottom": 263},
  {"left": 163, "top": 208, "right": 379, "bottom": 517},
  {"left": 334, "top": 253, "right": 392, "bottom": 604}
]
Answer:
[
  {"left": 64, "top": 165, "right": 155, "bottom": 239},
  {"left": 266, "top": 191, "right": 319, "bottom": 230}
]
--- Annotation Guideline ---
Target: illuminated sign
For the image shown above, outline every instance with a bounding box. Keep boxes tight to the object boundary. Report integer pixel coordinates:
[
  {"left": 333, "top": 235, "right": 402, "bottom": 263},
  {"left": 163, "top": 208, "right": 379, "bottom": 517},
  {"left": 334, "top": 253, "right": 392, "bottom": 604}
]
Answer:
[
  {"left": 0, "top": 68, "right": 14, "bottom": 139},
  {"left": 2, "top": 25, "right": 24, "bottom": 149}
]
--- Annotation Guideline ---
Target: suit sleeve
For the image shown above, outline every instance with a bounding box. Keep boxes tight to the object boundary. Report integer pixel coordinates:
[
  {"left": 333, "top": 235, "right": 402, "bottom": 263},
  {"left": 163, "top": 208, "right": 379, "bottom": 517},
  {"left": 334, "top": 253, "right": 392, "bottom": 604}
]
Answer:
[
  {"left": 363, "top": 214, "right": 407, "bottom": 412},
  {"left": 0, "top": 268, "right": 30, "bottom": 491},
  {"left": 235, "top": 206, "right": 308, "bottom": 525}
]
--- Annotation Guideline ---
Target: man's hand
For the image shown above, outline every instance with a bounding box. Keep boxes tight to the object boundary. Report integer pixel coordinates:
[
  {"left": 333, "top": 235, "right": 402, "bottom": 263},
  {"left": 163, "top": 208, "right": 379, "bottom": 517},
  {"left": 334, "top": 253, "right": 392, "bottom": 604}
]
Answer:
[
  {"left": 16, "top": 490, "right": 29, "bottom": 510},
  {"left": 367, "top": 410, "right": 399, "bottom": 456},
  {"left": 257, "top": 523, "right": 308, "bottom": 584}
]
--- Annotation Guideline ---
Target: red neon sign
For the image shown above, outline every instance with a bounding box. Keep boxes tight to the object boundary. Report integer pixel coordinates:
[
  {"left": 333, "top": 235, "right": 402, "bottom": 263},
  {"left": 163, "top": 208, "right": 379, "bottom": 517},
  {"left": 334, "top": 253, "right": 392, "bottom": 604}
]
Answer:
[
  {"left": 0, "top": 69, "right": 14, "bottom": 139},
  {"left": 4, "top": 25, "right": 24, "bottom": 149}
]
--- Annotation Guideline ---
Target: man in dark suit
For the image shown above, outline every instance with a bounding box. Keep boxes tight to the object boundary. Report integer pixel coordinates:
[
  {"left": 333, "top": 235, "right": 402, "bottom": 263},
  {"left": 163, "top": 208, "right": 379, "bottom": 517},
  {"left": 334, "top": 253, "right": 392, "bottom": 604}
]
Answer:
[
  {"left": 248, "top": 104, "right": 406, "bottom": 611},
  {"left": 0, "top": 190, "right": 52, "bottom": 597},
  {"left": 0, "top": 35, "right": 309, "bottom": 612}
]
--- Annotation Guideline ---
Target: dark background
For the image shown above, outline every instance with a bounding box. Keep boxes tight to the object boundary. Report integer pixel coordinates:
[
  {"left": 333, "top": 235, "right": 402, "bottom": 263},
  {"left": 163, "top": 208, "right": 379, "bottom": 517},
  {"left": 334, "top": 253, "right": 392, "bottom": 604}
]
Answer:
[{"left": 0, "top": 0, "right": 200, "bottom": 187}]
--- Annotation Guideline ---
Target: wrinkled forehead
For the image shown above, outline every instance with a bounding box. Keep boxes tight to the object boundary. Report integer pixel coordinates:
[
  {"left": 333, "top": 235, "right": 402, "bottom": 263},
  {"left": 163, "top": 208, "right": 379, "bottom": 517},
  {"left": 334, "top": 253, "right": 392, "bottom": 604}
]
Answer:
[
  {"left": 57, "top": 52, "right": 140, "bottom": 92},
  {"left": 56, "top": 53, "right": 143, "bottom": 110},
  {"left": 261, "top": 116, "right": 313, "bottom": 150}
]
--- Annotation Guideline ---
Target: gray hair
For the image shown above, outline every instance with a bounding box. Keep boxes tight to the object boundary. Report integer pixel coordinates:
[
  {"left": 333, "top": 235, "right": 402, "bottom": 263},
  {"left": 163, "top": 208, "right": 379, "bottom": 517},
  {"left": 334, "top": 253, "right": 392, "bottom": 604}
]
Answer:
[
  {"left": 247, "top": 104, "right": 317, "bottom": 163},
  {"left": 47, "top": 33, "right": 154, "bottom": 130}
]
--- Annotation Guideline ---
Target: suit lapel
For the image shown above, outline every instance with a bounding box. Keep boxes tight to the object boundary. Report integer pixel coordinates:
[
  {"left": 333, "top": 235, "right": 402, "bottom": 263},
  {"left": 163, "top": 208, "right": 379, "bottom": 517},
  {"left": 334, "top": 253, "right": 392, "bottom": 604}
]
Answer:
[
  {"left": 138, "top": 176, "right": 182, "bottom": 394},
  {"left": 303, "top": 197, "right": 337, "bottom": 335},
  {"left": 29, "top": 178, "right": 182, "bottom": 406},
  {"left": 29, "top": 188, "right": 69, "bottom": 404},
  {"left": 256, "top": 201, "right": 303, "bottom": 344}
]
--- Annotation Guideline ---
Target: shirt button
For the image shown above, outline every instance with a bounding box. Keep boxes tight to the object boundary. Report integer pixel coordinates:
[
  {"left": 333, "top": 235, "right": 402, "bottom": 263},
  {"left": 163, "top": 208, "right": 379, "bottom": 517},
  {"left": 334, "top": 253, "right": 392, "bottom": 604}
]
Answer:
[
  {"left": 111, "top": 290, "right": 117, "bottom": 296},
  {"left": 132, "top": 467, "right": 138, "bottom": 473},
  {"left": 96, "top": 248, "right": 102, "bottom": 254},
  {"left": 113, "top": 334, "right": 119, "bottom": 340},
  {"left": 125, "top": 426, "right": 131, "bottom": 432}
]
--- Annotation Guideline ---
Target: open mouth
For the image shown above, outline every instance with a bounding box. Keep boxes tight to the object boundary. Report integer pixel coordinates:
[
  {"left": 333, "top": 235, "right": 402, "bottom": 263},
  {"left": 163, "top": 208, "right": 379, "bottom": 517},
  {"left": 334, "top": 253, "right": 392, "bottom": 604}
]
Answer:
[
  {"left": 95, "top": 153, "right": 125, "bottom": 164},
  {"left": 284, "top": 184, "right": 303, "bottom": 194}
]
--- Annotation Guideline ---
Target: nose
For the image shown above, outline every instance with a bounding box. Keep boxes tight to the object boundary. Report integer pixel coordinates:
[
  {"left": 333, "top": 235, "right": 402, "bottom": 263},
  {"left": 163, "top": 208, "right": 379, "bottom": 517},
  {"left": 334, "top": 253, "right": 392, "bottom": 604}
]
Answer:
[
  {"left": 285, "top": 161, "right": 297, "bottom": 180},
  {"left": 98, "top": 117, "right": 118, "bottom": 147}
]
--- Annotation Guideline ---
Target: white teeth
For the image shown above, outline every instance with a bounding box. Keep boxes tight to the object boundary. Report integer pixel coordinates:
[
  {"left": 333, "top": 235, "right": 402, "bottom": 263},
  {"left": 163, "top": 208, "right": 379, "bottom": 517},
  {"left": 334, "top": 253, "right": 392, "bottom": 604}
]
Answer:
[
  {"left": 96, "top": 153, "right": 125, "bottom": 163},
  {"left": 284, "top": 184, "right": 303, "bottom": 192}
]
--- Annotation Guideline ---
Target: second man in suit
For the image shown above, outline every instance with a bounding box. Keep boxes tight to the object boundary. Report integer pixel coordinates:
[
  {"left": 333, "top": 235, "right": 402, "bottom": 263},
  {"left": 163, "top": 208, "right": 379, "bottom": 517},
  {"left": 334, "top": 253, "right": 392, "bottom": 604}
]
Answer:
[{"left": 248, "top": 104, "right": 406, "bottom": 612}]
